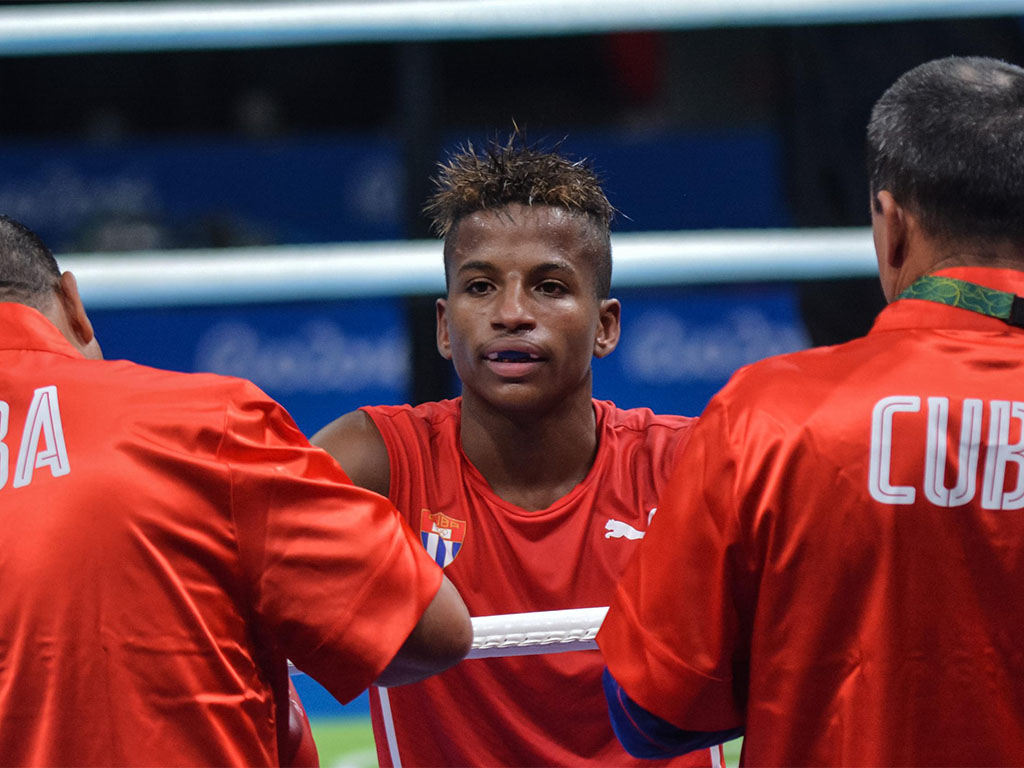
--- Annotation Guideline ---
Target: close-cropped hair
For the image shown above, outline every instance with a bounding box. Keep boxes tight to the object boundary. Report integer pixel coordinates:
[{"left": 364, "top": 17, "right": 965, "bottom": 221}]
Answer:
[
  {"left": 425, "top": 132, "right": 614, "bottom": 298},
  {"left": 0, "top": 215, "right": 61, "bottom": 311},
  {"left": 867, "top": 56, "right": 1024, "bottom": 246}
]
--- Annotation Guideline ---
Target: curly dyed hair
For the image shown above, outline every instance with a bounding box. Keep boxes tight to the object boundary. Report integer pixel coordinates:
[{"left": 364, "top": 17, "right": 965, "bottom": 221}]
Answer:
[{"left": 425, "top": 132, "right": 614, "bottom": 297}]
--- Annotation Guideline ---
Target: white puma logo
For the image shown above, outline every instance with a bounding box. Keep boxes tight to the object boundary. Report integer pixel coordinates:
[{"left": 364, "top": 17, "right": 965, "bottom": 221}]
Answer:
[
  {"left": 605, "top": 519, "right": 644, "bottom": 540},
  {"left": 604, "top": 509, "right": 657, "bottom": 540}
]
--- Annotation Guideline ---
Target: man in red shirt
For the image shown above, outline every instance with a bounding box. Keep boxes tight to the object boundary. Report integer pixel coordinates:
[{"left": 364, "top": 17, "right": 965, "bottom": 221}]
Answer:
[
  {"left": 598, "top": 56, "right": 1024, "bottom": 766},
  {"left": 313, "top": 137, "right": 718, "bottom": 766},
  {"left": 0, "top": 214, "right": 471, "bottom": 766}
]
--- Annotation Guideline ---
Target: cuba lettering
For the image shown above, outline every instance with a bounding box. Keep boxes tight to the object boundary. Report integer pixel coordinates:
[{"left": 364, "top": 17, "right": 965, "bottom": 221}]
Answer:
[
  {"left": 0, "top": 385, "right": 70, "bottom": 490},
  {"left": 870, "top": 395, "right": 1024, "bottom": 509}
]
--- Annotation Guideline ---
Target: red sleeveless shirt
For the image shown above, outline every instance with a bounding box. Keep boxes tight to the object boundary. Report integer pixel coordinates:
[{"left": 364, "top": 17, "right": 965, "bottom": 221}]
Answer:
[{"left": 362, "top": 398, "right": 718, "bottom": 767}]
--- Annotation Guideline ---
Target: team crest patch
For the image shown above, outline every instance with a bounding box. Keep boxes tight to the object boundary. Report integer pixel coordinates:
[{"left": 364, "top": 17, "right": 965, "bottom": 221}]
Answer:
[{"left": 419, "top": 509, "right": 466, "bottom": 569}]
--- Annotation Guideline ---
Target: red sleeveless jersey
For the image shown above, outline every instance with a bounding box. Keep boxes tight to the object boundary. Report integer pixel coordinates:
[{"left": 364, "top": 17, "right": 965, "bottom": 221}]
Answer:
[{"left": 362, "top": 398, "right": 719, "bottom": 767}]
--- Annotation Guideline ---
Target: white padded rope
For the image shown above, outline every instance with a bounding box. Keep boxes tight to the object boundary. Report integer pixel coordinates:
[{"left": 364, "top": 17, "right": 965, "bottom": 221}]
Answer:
[
  {"left": 61, "top": 227, "right": 877, "bottom": 309},
  {"left": 468, "top": 606, "right": 609, "bottom": 659},
  {"left": 289, "top": 606, "right": 609, "bottom": 677},
  {"left": 0, "top": 1, "right": 1020, "bottom": 56}
]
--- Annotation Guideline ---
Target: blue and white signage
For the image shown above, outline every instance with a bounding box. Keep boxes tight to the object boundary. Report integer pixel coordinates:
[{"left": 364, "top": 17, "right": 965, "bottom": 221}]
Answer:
[
  {"left": 88, "top": 298, "right": 409, "bottom": 435},
  {"left": 594, "top": 284, "right": 810, "bottom": 416}
]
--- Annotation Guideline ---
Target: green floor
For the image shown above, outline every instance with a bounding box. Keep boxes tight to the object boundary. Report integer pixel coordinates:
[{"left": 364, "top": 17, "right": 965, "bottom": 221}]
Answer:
[
  {"left": 309, "top": 718, "right": 377, "bottom": 767},
  {"left": 723, "top": 737, "right": 743, "bottom": 765},
  {"left": 311, "top": 717, "right": 743, "bottom": 767}
]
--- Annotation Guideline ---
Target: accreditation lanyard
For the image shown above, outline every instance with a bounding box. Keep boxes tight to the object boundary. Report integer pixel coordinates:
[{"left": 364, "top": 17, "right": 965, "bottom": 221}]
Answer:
[{"left": 898, "top": 274, "right": 1024, "bottom": 328}]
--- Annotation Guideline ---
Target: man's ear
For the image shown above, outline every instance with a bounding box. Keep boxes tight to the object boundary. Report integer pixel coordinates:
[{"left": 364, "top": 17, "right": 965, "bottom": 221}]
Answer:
[
  {"left": 436, "top": 297, "right": 452, "bottom": 360},
  {"left": 593, "top": 298, "right": 621, "bottom": 359},
  {"left": 58, "top": 271, "right": 102, "bottom": 360},
  {"left": 872, "top": 190, "right": 908, "bottom": 272},
  {"left": 871, "top": 190, "right": 913, "bottom": 303}
]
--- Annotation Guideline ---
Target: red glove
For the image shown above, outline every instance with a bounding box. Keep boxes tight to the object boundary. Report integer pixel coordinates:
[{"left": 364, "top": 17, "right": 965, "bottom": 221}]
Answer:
[{"left": 282, "top": 677, "right": 319, "bottom": 767}]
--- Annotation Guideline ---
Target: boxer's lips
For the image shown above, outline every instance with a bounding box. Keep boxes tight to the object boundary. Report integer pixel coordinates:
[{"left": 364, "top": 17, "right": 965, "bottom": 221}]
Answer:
[
  {"left": 485, "top": 350, "right": 542, "bottom": 362},
  {"left": 483, "top": 347, "right": 546, "bottom": 377}
]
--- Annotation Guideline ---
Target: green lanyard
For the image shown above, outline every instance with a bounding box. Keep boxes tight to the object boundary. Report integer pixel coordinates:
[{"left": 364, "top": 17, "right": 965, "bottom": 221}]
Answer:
[{"left": 897, "top": 274, "right": 1024, "bottom": 328}]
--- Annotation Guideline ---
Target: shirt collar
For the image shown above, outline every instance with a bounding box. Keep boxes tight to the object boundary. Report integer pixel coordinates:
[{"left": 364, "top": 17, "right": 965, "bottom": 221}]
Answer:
[
  {"left": 0, "top": 302, "right": 83, "bottom": 358},
  {"left": 871, "top": 266, "right": 1024, "bottom": 335}
]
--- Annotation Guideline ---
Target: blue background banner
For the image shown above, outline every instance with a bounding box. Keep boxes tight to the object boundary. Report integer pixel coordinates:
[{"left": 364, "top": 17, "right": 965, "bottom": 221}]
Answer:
[
  {"left": 3, "top": 132, "right": 787, "bottom": 253},
  {"left": 594, "top": 283, "right": 810, "bottom": 415},
  {"left": 0, "top": 139, "right": 404, "bottom": 252},
  {"left": 88, "top": 298, "right": 409, "bottom": 436}
]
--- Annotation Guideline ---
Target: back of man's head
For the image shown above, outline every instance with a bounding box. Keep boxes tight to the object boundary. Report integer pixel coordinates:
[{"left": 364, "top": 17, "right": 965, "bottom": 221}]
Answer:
[
  {"left": 867, "top": 56, "right": 1024, "bottom": 249},
  {"left": 0, "top": 215, "right": 61, "bottom": 313}
]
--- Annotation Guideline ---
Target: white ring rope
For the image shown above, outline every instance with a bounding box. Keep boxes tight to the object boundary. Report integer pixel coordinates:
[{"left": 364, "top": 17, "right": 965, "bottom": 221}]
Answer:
[
  {"left": 61, "top": 227, "right": 877, "bottom": 308},
  {"left": 289, "top": 607, "right": 608, "bottom": 677},
  {"left": 468, "top": 606, "right": 609, "bottom": 659},
  {"left": 0, "top": 1, "right": 1019, "bottom": 56}
]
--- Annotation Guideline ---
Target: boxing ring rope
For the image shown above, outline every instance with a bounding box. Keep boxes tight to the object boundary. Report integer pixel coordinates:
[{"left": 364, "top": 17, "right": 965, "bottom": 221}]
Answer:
[
  {"left": 0, "top": 0, "right": 1020, "bottom": 56},
  {"left": 61, "top": 227, "right": 876, "bottom": 308},
  {"left": 468, "top": 606, "right": 609, "bottom": 659},
  {"left": 286, "top": 607, "right": 607, "bottom": 679}
]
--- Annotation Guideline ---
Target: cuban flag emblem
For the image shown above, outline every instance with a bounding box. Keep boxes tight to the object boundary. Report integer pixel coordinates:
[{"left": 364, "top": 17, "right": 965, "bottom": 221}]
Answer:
[{"left": 419, "top": 509, "right": 466, "bottom": 569}]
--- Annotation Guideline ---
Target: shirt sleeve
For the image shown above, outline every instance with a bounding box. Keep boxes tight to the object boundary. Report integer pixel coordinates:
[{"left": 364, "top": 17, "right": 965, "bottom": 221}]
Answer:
[
  {"left": 596, "top": 394, "right": 752, "bottom": 733},
  {"left": 219, "top": 382, "right": 443, "bottom": 704},
  {"left": 603, "top": 668, "right": 744, "bottom": 758}
]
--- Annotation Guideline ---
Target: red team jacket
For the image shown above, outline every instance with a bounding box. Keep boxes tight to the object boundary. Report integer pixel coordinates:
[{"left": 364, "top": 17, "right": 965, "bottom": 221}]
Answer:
[
  {"left": 0, "top": 303, "right": 443, "bottom": 766},
  {"left": 600, "top": 266, "right": 1024, "bottom": 766},
  {"left": 362, "top": 398, "right": 722, "bottom": 767}
]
